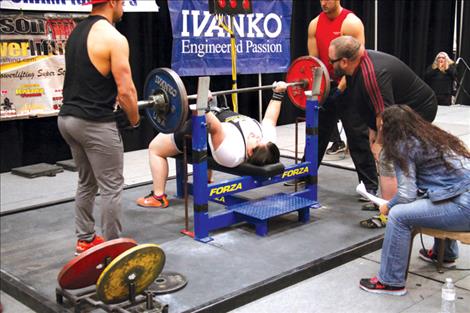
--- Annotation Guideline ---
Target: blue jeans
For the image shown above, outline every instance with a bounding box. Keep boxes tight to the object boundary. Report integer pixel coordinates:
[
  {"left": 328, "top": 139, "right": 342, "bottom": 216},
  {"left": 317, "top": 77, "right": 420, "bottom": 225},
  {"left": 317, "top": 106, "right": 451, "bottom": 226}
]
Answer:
[{"left": 377, "top": 191, "right": 470, "bottom": 286}]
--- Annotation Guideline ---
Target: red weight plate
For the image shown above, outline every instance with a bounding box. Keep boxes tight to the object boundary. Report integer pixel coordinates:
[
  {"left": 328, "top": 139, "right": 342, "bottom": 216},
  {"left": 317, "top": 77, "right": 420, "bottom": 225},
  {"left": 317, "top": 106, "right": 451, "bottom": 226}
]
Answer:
[
  {"left": 286, "top": 56, "right": 331, "bottom": 110},
  {"left": 57, "top": 238, "right": 137, "bottom": 290}
]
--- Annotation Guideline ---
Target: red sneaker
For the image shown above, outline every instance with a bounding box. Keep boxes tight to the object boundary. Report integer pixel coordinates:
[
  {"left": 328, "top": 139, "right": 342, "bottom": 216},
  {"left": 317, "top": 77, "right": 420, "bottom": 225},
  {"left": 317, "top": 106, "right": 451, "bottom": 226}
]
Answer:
[
  {"left": 75, "top": 235, "right": 105, "bottom": 255},
  {"left": 359, "top": 277, "right": 407, "bottom": 296},
  {"left": 136, "top": 191, "right": 169, "bottom": 208},
  {"left": 418, "top": 248, "right": 456, "bottom": 268}
]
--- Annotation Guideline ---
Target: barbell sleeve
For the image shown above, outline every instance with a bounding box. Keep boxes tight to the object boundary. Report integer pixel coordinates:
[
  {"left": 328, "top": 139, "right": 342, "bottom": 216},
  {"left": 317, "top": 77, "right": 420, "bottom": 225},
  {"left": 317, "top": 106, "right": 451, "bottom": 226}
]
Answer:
[{"left": 138, "top": 100, "right": 152, "bottom": 107}]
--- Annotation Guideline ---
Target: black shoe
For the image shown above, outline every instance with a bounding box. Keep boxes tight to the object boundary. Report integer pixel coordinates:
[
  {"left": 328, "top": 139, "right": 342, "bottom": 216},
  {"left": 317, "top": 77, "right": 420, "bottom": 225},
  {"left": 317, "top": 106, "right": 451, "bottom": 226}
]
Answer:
[
  {"left": 284, "top": 178, "right": 306, "bottom": 187},
  {"left": 359, "top": 277, "right": 407, "bottom": 296},
  {"left": 361, "top": 202, "right": 379, "bottom": 211},
  {"left": 326, "top": 141, "right": 346, "bottom": 155},
  {"left": 418, "top": 249, "right": 456, "bottom": 268}
]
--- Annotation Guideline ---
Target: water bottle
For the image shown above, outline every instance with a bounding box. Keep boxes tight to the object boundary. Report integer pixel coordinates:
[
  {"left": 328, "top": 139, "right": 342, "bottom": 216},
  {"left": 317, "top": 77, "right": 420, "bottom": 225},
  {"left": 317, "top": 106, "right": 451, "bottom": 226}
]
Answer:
[{"left": 441, "top": 278, "right": 456, "bottom": 313}]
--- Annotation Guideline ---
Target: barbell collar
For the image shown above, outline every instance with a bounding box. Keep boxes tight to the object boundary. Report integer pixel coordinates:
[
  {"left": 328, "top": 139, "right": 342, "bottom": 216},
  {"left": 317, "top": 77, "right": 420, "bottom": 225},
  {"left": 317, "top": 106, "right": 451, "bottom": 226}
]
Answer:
[{"left": 138, "top": 92, "right": 167, "bottom": 108}]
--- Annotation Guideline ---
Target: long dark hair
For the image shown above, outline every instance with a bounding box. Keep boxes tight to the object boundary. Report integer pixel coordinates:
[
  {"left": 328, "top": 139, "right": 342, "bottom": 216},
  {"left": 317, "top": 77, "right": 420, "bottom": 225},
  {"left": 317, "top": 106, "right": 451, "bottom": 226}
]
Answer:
[{"left": 382, "top": 105, "right": 470, "bottom": 175}]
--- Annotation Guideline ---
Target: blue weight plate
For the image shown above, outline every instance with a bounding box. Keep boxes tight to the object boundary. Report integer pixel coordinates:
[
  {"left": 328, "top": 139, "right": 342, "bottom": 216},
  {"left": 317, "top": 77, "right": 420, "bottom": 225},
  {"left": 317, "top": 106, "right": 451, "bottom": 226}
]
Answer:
[{"left": 144, "top": 68, "right": 188, "bottom": 133}]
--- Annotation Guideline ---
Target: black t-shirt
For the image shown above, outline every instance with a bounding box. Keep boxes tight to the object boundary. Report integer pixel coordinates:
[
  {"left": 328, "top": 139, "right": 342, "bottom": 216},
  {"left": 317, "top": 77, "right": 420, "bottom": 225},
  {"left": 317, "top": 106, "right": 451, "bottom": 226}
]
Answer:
[
  {"left": 59, "top": 15, "right": 117, "bottom": 122},
  {"left": 347, "top": 50, "right": 437, "bottom": 130},
  {"left": 424, "top": 64, "right": 456, "bottom": 96}
]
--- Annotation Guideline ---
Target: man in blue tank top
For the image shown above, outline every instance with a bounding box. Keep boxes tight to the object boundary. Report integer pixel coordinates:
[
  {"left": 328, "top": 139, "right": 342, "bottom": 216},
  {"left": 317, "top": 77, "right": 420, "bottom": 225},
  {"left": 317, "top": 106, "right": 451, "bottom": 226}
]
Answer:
[{"left": 58, "top": 0, "right": 140, "bottom": 255}]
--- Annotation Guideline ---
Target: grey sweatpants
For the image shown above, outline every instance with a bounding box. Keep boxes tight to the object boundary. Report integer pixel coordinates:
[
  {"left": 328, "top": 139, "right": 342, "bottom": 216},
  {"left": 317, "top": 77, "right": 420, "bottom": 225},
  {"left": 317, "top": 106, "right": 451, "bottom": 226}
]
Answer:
[{"left": 58, "top": 115, "right": 124, "bottom": 241}]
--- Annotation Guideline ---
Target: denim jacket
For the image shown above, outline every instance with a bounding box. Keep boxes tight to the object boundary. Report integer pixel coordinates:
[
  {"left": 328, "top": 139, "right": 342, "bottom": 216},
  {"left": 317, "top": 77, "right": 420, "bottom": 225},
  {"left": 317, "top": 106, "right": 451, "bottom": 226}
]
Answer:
[{"left": 388, "top": 138, "right": 470, "bottom": 208}]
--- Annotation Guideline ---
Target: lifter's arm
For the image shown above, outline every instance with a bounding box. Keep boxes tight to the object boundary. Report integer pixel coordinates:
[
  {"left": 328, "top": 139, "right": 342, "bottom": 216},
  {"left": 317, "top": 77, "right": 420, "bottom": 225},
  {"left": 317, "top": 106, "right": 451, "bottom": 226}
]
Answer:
[
  {"left": 205, "top": 112, "right": 225, "bottom": 150},
  {"left": 262, "top": 82, "right": 288, "bottom": 127}
]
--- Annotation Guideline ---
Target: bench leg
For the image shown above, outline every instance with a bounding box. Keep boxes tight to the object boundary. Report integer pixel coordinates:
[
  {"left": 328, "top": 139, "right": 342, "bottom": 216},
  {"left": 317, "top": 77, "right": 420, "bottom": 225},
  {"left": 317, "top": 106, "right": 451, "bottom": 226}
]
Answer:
[
  {"left": 298, "top": 207, "right": 310, "bottom": 223},
  {"left": 436, "top": 238, "right": 445, "bottom": 273},
  {"left": 255, "top": 221, "right": 268, "bottom": 236}
]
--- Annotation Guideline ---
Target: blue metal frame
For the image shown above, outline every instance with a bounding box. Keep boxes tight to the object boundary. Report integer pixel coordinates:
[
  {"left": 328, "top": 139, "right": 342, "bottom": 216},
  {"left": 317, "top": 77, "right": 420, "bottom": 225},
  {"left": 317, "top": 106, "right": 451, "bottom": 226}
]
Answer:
[{"left": 175, "top": 94, "right": 320, "bottom": 242}]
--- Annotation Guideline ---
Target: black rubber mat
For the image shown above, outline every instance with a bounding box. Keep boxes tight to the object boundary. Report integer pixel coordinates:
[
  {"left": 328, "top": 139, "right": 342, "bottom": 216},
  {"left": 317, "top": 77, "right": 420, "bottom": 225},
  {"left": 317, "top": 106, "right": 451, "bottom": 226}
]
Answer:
[{"left": 11, "top": 163, "right": 64, "bottom": 178}]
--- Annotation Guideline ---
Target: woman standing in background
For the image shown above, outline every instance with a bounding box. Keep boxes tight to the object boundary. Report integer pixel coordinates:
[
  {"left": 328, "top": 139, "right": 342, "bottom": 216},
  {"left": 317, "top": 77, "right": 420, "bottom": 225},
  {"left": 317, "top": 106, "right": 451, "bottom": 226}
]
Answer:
[{"left": 425, "top": 52, "right": 457, "bottom": 106}]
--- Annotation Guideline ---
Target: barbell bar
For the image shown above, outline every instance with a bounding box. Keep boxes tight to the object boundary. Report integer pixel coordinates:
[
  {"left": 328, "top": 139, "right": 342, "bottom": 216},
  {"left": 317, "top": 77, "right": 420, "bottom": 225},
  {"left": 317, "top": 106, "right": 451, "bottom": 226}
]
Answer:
[
  {"left": 137, "top": 80, "right": 307, "bottom": 107},
  {"left": 140, "top": 56, "right": 330, "bottom": 134},
  {"left": 186, "top": 80, "right": 308, "bottom": 100}
]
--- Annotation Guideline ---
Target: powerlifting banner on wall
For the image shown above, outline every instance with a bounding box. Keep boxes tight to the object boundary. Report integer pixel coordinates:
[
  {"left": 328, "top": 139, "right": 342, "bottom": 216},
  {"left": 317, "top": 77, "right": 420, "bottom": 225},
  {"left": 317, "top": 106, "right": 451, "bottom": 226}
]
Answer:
[
  {"left": 0, "top": 12, "right": 85, "bottom": 118},
  {"left": 169, "top": 0, "right": 292, "bottom": 76},
  {"left": 0, "top": 0, "right": 159, "bottom": 13}
]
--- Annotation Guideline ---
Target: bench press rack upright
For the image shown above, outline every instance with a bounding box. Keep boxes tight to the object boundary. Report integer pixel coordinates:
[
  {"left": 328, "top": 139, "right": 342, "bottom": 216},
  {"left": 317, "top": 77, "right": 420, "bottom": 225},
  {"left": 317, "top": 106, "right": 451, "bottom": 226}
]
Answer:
[{"left": 174, "top": 67, "right": 325, "bottom": 242}]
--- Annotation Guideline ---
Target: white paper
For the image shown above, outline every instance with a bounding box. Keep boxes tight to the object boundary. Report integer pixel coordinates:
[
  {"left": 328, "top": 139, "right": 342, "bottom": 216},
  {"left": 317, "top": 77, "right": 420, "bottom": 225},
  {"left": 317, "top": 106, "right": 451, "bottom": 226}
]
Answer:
[{"left": 356, "top": 181, "right": 389, "bottom": 206}]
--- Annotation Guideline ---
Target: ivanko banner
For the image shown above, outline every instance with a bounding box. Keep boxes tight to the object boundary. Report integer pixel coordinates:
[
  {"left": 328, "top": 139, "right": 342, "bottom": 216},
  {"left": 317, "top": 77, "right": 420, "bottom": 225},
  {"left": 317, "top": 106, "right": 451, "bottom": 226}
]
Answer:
[
  {"left": 0, "top": 0, "right": 159, "bottom": 13},
  {"left": 0, "top": 12, "right": 85, "bottom": 118},
  {"left": 169, "top": 0, "right": 292, "bottom": 76}
]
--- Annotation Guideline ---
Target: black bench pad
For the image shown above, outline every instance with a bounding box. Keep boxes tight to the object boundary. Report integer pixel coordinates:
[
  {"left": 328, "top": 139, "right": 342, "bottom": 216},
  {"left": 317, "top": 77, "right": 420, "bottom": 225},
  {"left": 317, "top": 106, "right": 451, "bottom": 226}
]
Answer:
[{"left": 175, "top": 155, "right": 285, "bottom": 178}]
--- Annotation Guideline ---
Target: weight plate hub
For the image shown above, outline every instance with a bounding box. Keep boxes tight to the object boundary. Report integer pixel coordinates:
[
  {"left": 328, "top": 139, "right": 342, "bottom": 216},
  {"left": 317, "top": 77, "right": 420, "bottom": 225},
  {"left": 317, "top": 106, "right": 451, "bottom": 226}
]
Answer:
[
  {"left": 57, "top": 238, "right": 137, "bottom": 290},
  {"left": 286, "top": 56, "right": 331, "bottom": 110},
  {"left": 96, "top": 244, "right": 166, "bottom": 304},
  {"left": 144, "top": 68, "right": 188, "bottom": 134},
  {"left": 148, "top": 271, "right": 188, "bottom": 295}
]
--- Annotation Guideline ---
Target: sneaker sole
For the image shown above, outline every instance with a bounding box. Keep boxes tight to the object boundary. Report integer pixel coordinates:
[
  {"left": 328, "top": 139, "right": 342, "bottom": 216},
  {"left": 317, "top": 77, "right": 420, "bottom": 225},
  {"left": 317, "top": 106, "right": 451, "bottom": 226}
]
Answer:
[
  {"left": 418, "top": 254, "right": 456, "bottom": 268},
  {"left": 326, "top": 149, "right": 347, "bottom": 155},
  {"left": 359, "top": 285, "right": 407, "bottom": 296},
  {"left": 326, "top": 149, "right": 346, "bottom": 155},
  {"left": 137, "top": 203, "right": 168, "bottom": 208}
]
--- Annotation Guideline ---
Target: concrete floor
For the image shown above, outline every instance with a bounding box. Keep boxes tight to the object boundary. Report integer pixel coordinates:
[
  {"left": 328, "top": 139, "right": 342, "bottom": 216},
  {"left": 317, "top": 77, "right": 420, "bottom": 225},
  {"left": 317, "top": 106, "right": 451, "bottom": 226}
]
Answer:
[{"left": 229, "top": 236, "right": 470, "bottom": 313}]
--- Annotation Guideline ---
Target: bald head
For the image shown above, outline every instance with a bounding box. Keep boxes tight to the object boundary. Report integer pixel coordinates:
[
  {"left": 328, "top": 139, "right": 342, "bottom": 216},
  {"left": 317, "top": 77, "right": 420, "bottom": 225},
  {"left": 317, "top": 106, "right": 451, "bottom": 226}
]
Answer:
[{"left": 330, "top": 36, "right": 361, "bottom": 61}]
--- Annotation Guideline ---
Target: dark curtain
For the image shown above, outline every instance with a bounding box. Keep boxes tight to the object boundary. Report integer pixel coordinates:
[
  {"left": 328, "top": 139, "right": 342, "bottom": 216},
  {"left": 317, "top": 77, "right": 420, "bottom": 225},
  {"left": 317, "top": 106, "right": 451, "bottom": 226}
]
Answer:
[
  {"left": 1, "top": 0, "right": 465, "bottom": 171},
  {"left": 341, "top": 0, "right": 375, "bottom": 49},
  {"left": 456, "top": 0, "right": 470, "bottom": 105},
  {"left": 459, "top": 0, "right": 470, "bottom": 61},
  {"left": 378, "top": 0, "right": 455, "bottom": 76}
]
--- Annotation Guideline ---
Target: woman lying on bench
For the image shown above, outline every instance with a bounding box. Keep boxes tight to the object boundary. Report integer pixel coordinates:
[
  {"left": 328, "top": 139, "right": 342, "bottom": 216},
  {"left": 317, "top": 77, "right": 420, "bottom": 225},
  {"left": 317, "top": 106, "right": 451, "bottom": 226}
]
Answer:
[{"left": 136, "top": 81, "right": 288, "bottom": 208}]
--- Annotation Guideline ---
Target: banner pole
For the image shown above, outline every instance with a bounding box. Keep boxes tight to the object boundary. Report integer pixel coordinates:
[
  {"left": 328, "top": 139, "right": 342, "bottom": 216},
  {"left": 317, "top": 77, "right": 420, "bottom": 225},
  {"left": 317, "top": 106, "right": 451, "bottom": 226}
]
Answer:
[
  {"left": 230, "top": 15, "right": 238, "bottom": 112},
  {"left": 258, "top": 73, "right": 263, "bottom": 122}
]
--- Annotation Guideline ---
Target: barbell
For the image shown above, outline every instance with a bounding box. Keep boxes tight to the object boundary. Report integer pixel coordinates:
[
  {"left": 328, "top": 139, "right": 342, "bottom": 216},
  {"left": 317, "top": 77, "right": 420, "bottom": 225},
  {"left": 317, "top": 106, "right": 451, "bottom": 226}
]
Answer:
[{"left": 139, "top": 56, "right": 330, "bottom": 134}]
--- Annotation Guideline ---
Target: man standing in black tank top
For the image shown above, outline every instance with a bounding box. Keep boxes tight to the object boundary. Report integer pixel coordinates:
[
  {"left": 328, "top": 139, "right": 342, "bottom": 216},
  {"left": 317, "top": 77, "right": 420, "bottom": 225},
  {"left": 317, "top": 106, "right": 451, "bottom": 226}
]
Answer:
[{"left": 58, "top": 0, "right": 140, "bottom": 255}]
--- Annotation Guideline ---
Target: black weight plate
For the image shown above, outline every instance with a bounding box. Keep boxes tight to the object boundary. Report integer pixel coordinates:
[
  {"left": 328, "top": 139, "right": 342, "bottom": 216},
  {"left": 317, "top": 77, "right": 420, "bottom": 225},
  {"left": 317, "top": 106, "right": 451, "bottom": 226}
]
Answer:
[
  {"left": 148, "top": 271, "right": 188, "bottom": 295},
  {"left": 144, "top": 68, "right": 188, "bottom": 133}
]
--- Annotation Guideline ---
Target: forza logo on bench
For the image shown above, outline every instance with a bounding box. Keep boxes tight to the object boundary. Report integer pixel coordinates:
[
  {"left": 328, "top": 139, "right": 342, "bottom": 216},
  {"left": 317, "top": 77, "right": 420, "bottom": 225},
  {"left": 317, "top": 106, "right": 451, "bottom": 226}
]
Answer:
[
  {"left": 281, "top": 166, "right": 309, "bottom": 178},
  {"left": 209, "top": 183, "right": 243, "bottom": 196}
]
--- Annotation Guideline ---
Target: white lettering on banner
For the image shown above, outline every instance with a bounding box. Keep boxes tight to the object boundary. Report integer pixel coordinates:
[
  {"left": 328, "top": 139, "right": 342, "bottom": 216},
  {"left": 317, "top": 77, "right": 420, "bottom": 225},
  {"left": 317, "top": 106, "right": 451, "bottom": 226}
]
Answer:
[
  {"left": 264, "top": 14, "right": 282, "bottom": 38},
  {"left": 181, "top": 39, "right": 282, "bottom": 58},
  {"left": 181, "top": 10, "right": 283, "bottom": 39}
]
